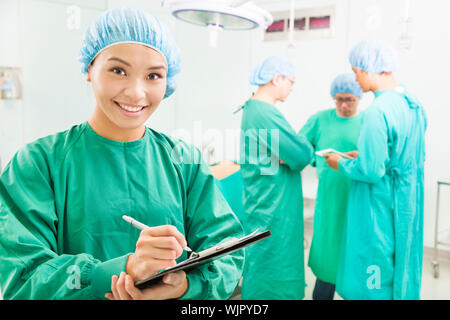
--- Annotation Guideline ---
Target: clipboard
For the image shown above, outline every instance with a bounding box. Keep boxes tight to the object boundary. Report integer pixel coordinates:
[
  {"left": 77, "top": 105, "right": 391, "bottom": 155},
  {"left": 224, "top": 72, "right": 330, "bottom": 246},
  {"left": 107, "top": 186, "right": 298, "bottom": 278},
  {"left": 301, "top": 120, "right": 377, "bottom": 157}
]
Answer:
[{"left": 134, "top": 229, "right": 271, "bottom": 290}]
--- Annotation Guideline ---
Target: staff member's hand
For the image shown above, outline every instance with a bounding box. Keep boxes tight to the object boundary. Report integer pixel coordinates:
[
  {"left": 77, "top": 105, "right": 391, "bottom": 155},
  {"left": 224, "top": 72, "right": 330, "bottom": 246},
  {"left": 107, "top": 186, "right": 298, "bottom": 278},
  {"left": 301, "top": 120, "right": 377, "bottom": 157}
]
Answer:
[
  {"left": 324, "top": 153, "right": 342, "bottom": 170},
  {"left": 345, "top": 150, "right": 359, "bottom": 159},
  {"left": 105, "top": 270, "right": 188, "bottom": 300}
]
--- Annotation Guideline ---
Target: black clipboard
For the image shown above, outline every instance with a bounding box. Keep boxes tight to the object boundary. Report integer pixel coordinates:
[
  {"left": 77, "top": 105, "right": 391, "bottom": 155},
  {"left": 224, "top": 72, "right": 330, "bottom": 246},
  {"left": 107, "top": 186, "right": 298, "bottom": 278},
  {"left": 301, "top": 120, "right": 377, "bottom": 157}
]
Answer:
[{"left": 134, "top": 229, "right": 271, "bottom": 290}]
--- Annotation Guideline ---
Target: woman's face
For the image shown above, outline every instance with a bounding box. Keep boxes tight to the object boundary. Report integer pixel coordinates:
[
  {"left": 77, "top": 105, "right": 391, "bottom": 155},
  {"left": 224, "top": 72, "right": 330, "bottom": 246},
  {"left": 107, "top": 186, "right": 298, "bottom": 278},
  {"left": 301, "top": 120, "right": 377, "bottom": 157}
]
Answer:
[{"left": 87, "top": 43, "right": 167, "bottom": 137}]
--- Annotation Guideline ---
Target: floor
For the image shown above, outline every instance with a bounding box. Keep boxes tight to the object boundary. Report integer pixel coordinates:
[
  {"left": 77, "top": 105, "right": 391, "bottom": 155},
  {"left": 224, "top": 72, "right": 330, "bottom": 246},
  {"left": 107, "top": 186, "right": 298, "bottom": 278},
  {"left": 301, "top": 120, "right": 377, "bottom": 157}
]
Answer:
[{"left": 420, "top": 256, "right": 450, "bottom": 300}]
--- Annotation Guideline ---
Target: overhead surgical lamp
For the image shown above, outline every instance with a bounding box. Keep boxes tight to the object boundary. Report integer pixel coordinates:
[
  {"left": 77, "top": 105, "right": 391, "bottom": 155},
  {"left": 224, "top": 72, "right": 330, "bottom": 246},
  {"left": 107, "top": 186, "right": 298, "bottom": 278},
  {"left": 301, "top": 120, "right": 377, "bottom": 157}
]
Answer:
[{"left": 162, "top": 0, "right": 273, "bottom": 47}]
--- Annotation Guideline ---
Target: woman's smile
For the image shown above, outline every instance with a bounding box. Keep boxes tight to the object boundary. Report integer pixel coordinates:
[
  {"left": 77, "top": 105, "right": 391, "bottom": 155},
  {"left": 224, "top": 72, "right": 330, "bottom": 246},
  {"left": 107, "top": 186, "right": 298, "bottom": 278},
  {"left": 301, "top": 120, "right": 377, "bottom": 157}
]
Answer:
[{"left": 113, "top": 100, "right": 148, "bottom": 116}]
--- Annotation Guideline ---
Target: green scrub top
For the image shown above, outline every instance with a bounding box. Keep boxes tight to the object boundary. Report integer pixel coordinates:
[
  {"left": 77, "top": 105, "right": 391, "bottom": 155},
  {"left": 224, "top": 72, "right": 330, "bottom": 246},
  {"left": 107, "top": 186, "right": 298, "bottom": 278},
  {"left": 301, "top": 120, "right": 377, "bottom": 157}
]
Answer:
[
  {"left": 0, "top": 122, "right": 244, "bottom": 300},
  {"left": 336, "top": 88, "right": 427, "bottom": 299},
  {"left": 299, "top": 108, "right": 362, "bottom": 284},
  {"left": 239, "top": 99, "right": 313, "bottom": 300}
]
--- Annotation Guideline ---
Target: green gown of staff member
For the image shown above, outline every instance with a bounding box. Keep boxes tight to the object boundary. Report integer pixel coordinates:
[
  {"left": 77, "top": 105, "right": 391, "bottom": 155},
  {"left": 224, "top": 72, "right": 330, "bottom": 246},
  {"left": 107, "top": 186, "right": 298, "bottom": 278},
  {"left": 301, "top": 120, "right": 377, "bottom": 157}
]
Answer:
[
  {"left": 325, "top": 39, "right": 427, "bottom": 300},
  {"left": 240, "top": 56, "right": 313, "bottom": 300},
  {"left": 0, "top": 8, "right": 244, "bottom": 300},
  {"left": 299, "top": 73, "right": 363, "bottom": 298}
]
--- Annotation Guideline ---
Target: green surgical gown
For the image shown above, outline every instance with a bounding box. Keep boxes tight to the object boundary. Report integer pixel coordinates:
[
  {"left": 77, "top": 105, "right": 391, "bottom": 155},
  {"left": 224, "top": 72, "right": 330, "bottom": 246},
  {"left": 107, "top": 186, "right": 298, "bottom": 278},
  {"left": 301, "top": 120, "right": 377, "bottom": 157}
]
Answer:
[
  {"left": 215, "top": 171, "right": 245, "bottom": 224},
  {"left": 0, "top": 122, "right": 244, "bottom": 300},
  {"left": 299, "top": 109, "right": 362, "bottom": 284},
  {"left": 336, "top": 88, "right": 427, "bottom": 300},
  {"left": 239, "top": 99, "right": 313, "bottom": 300}
]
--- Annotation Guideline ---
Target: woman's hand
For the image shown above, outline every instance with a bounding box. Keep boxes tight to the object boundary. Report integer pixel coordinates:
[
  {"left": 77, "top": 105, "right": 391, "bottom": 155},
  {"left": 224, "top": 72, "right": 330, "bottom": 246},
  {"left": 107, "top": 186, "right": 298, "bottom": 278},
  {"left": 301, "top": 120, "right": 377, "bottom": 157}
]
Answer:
[
  {"left": 125, "top": 225, "right": 187, "bottom": 281},
  {"left": 105, "top": 271, "right": 188, "bottom": 300}
]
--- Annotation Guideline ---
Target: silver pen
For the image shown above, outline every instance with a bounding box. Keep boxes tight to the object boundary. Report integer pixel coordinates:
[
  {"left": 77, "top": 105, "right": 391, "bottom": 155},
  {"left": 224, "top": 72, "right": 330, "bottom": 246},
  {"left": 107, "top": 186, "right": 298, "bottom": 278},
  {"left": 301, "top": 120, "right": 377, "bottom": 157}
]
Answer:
[{"left": 122, "top": 215, "right": 193, "bottom": 252}]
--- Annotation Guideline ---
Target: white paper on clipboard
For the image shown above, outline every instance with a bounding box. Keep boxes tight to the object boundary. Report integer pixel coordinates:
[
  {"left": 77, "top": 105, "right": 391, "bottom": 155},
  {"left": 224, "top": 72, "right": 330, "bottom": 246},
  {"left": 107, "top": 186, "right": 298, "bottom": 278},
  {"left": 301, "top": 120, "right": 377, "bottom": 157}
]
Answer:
[{"left": 315, "top": 148, "right": 351, "bottom": 159}]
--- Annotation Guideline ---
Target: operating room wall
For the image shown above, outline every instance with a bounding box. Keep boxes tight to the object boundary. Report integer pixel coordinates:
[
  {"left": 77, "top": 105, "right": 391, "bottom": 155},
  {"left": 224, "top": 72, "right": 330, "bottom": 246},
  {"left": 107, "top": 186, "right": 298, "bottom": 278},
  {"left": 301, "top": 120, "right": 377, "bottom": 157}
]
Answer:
[
  {"left": 164, "top": 0, "right": 450, "bottom": 251},
  {"left": 0, "top": 0, "right": 448, "bottom": 254},
  {"left": 0, "top": 0, "right": 108, "bottom": 170},
  {"left": 255, "top": 0, "right": 450, "bottom": 250},
  {"left": 0, "top": 0, "right": 22, "bottom": 171}
]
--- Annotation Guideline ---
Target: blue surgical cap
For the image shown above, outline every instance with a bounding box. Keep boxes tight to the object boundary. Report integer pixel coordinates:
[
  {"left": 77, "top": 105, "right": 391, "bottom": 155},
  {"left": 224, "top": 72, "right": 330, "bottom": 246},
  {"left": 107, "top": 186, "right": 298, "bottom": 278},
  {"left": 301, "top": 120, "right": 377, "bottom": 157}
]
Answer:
[
  {"left": 349, "top": 39, "right": 398, "bottom": 74},
  {"left": 250, "top": 56, "right": 295, "bottom": 86},
  {"left": 78, "top": 7, "right": 181, "bottom": 98},
  {"left": 330, "top": 73, "right": 363, "bottom": 99}
]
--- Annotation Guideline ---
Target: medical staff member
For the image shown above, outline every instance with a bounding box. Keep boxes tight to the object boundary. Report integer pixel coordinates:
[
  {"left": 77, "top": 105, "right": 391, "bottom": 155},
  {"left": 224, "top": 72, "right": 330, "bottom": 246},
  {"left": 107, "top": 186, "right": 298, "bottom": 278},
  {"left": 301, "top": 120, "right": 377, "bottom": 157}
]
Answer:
[
  {"left": 299, "top": 73, "right": 363, "bottom": 300},
  {"left": 0, "top": 7, "right": 244, "bottom": 300},
  {"left": 240, "top": 56, "right": 313, "bottom": 300},
  {"left": 325, "top": 39, "right": 427, "bottom": 300}
]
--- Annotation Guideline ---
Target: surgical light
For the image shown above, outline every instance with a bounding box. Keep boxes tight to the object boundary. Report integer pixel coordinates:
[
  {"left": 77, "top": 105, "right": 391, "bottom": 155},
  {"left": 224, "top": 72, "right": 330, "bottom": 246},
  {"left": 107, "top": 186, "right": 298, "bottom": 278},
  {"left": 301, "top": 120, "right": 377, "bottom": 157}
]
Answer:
[{"left": 162, "top": 0, "right": 273, "bottom": 47}]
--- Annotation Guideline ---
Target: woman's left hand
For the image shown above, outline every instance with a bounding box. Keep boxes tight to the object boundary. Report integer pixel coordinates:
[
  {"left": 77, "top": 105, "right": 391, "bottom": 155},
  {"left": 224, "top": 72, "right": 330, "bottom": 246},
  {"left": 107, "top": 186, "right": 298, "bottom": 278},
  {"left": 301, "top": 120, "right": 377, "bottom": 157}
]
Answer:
[{"left": 105, "top": 270, "right": 188, "bottom": 300}]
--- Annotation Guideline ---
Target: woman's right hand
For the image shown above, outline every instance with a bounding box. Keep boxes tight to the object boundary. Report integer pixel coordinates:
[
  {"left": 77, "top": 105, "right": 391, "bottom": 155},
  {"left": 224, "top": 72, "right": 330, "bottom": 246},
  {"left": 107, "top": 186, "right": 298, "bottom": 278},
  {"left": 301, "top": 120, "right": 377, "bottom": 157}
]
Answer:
[{"left": 126, "top": 225, "right": 188, "bottom": 281}]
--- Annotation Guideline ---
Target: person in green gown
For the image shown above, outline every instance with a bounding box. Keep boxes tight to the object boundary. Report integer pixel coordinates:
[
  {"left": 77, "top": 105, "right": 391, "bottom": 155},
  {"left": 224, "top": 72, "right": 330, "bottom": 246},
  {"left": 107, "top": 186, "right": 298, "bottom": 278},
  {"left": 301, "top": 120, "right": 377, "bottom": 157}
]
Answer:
[
  {"left": 0, "top": 7, "right": 244, "bottom": 300},
  {"left": 299, "top": 73, "right": 363, "bottom": 300},
  {"left": 240, "top": 56, "right": 313, "bottom": 300},
  {"left": 325, "top": 39, "right": 427, "bottom": 299}
]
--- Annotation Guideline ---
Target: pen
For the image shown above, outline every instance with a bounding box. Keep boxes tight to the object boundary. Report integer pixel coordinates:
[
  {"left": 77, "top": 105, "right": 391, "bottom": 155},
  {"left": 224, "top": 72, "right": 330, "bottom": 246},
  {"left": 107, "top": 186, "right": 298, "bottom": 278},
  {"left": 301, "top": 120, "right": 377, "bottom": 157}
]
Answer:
[{"left": 122, "top": 215, "right": 193, "bottom": 252}]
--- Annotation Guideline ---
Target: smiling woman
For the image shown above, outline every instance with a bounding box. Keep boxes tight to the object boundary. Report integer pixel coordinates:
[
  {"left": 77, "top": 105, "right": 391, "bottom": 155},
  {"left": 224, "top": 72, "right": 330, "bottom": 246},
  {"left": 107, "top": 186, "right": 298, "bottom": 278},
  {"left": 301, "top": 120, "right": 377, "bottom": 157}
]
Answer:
[
  {"left": 87, "top": 43, "right": 168, "bottom": 141},
  {"left": 0, "top": 7, "right": 244, "bottom": 300}
]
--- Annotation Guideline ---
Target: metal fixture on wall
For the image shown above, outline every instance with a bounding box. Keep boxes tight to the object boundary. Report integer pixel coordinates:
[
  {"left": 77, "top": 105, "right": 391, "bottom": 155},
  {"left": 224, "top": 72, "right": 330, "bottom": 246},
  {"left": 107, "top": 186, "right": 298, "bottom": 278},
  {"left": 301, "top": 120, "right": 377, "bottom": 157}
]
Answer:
[
  {"left": 162, "top": 0, "right": 273, "bottom": 47},
  {"left": 399, "top": 0, "right": 413, "bottom": 51}
]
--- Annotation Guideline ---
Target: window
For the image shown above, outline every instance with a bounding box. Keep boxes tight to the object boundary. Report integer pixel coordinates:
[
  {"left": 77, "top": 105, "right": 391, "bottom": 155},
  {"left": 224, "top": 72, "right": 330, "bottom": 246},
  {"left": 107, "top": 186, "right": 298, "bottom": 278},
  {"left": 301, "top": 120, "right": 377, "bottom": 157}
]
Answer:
[
  {"left": 264, "top": 5, "right": 335, "bottom": 41},
  {"left": 266, "top": 19, "right": 285, "bottom": 33},
  {"left": 309, "top": 15, "right": 331, "bottom": 30}
]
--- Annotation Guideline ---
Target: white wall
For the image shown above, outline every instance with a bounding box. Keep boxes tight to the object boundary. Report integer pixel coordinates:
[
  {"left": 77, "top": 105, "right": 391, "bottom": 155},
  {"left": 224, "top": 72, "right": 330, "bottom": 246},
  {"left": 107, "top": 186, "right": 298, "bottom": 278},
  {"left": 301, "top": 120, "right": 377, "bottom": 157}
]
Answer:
[
  {"left": 1, "top": 0, "right": 448, "bottom": 251},
  {"left": 0, "top": 0, "right": 108, "bottom": 171},
  {"left": 0, "top": 0, "right": 23, "bottom": 172},
  {"left": 158, "top": 0, "right": 450, "bottom": 249}
]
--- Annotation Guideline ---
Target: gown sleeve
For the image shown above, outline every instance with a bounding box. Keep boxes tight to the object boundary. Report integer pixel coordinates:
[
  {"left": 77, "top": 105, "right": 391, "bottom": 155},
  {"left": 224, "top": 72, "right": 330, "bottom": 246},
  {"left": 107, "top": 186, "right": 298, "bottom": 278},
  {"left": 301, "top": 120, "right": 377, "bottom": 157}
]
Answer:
[
  {"left": 255, "top": 106, "right": 313, "bottom": 171},
  {"left": 298, "top": 112, "right": 319, "bottom": 167},
  {"left": 176, "top": 144, "right": 245, "bottom": 300},
  {"left": 0, "top": 144, "right": 128, "bottom": 300},
  {"left": 338, "top": 106, "right": 389, "bottom": 183}
]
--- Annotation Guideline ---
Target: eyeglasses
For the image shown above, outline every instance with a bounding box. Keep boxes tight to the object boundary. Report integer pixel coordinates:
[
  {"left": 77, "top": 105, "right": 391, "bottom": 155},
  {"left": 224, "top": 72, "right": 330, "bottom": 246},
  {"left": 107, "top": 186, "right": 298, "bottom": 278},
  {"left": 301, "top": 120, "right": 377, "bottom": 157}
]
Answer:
[{"left": 335, "top": 97, "right": 357, "bottom": 105}]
